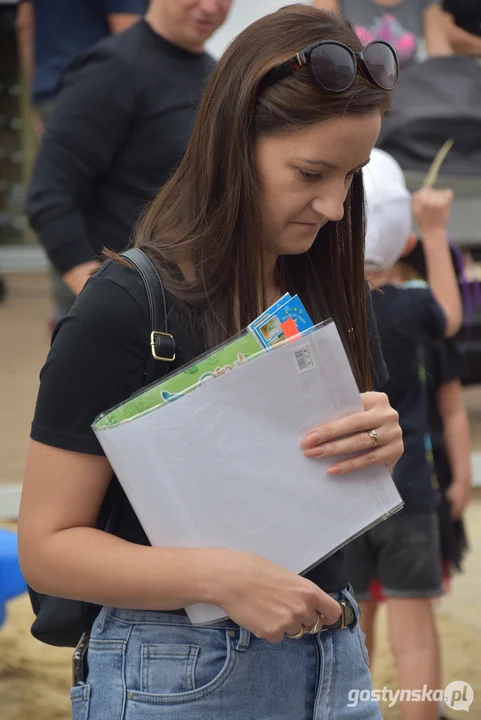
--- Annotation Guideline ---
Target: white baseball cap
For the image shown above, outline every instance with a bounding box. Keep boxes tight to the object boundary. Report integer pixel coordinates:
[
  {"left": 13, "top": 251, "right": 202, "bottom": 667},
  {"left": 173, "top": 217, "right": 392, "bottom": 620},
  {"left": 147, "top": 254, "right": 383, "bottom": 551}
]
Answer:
[{"left": 363, "top": 149, "right": 412, "bottom": 271}]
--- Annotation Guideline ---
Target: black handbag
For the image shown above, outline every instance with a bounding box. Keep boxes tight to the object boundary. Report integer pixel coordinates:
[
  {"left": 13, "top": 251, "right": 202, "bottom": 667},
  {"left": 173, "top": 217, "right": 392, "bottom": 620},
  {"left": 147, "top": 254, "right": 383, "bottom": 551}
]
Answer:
[{"left": 27, "top": 248, "right": 176, "bottom": 647}]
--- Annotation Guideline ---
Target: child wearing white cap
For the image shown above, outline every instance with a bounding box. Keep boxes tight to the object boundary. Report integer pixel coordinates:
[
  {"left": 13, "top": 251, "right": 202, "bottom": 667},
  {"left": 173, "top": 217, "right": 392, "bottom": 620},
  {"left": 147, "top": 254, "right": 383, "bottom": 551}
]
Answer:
[{"left": 345, "top": 149, "right": 462, "bottom": 720}]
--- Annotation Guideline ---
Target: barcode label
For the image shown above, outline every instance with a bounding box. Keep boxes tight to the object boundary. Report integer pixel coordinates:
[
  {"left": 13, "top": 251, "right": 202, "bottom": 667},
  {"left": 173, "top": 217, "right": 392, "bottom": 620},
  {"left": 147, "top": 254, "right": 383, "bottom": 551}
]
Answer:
[{"left": 293, "top": 344, "right": 316, "bottom": 374}]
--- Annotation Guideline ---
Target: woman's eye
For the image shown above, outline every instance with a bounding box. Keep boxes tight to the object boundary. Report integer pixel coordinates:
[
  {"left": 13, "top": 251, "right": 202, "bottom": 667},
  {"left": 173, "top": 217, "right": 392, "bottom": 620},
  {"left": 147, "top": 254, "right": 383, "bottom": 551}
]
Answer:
[{"left": 297, "top": 169, "right": 322, "bottom": 182}]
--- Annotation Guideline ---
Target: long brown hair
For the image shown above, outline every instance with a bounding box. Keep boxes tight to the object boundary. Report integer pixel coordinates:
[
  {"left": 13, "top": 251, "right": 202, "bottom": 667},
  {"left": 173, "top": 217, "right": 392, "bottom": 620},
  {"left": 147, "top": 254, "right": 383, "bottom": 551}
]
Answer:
[{"left": 135, "top": 4, "right": 390, "bottom": 390}]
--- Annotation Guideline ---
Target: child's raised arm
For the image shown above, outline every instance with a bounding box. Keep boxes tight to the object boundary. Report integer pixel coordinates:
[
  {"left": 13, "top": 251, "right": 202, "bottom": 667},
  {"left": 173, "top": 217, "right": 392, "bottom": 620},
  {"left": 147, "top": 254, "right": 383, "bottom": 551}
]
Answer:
[{"left": 412, "top": 188, "right": 462, "bottom": 337}]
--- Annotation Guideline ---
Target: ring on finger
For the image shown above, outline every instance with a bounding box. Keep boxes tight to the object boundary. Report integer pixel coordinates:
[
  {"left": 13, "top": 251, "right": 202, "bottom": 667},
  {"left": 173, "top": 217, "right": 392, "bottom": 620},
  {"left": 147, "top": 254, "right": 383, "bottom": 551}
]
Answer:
[
  {"left": 285, "top": 626, "right": 307, "bottom": 640},
  {"left": 368, "top": 429, "right": 379, "bottom": 445},
  {"left": 307, "top": 616, "right": 323, "bottom": 634}
]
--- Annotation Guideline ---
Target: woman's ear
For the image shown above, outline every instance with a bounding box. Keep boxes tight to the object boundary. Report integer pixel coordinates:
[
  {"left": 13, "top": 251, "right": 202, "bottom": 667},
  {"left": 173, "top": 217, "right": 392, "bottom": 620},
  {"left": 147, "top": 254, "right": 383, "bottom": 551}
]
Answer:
[{"left": 401, "top": 232, "right": 417, "bottom": 257}]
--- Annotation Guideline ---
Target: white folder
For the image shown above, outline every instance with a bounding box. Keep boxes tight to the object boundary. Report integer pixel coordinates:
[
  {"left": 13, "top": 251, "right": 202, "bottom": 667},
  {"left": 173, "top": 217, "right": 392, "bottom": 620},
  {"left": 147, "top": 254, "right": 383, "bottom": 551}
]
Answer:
[{"left": 94, "top": 321, "right": 403, "bottom": 624}]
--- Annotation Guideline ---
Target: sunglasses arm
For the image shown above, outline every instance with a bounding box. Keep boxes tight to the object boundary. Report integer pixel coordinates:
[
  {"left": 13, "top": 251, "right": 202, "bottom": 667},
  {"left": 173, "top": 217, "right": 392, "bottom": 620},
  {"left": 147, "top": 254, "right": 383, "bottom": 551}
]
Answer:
[{"left": 258, "top": 54, "right": 305, "bottom": 92}]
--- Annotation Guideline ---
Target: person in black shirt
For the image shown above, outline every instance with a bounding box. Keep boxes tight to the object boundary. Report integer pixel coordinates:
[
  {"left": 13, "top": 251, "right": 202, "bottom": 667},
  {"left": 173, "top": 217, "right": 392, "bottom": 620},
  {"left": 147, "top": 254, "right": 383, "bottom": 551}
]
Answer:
[
  {"left": 400, "top": 245, "right": 471, "bottom": 578},
  {"left": 443, "top": 0, "right": 481, "bottom": 37},
  {"left": 442, "top": 0, "right": 481, "bottom": 55},
  {"left": 16, "top": 0, "right": 145, "bottom": 326},
  {"left": 25, "top": 0, "right": 232, "bottom": 302},
  {"left": 19, "top": 7, "right": 403, "bottom": 719},
  {"left": 346, "top": 149, "right": 462, "bottom": 720}
]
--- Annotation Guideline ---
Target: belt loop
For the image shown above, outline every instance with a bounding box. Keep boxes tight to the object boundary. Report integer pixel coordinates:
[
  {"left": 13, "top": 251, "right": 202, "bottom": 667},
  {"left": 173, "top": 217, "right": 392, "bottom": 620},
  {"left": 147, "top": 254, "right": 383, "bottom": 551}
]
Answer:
[
  {"left": 96, "top": 606, "right": 108, "bottom": 634},
  {"left": 235, "top": 627, "right": 251, "bottom": 652}
]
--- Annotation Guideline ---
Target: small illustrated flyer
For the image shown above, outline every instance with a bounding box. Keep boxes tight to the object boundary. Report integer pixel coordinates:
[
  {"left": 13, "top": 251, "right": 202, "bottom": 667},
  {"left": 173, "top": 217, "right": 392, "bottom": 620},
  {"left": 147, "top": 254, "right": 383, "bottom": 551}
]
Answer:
[
  {"left": 249, "top": 294, "right": 314, "bottom": 349},
  {"left": 94, "top": 294, "right": 314, "bottom": 429}
]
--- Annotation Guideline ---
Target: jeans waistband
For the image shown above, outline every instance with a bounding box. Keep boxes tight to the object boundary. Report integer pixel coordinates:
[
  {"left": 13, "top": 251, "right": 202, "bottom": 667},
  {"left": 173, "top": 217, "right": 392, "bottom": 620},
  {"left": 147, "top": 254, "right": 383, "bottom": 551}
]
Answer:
[{"left": 99, "top": 586, "right": 356, "bottom": 631}]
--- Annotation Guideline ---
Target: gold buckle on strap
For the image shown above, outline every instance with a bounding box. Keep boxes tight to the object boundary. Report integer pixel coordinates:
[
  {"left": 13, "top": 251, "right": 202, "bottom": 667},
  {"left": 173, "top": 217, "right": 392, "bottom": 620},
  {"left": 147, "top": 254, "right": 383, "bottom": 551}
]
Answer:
[
  {"left": 338, "top": 600, "right": 348, "bottom": 629},
  {"left": 150, "top": 331, "right": 176, "bottom": 362},
  {"left": 319, "top": 599, "right": 350, "bottom": 633}
]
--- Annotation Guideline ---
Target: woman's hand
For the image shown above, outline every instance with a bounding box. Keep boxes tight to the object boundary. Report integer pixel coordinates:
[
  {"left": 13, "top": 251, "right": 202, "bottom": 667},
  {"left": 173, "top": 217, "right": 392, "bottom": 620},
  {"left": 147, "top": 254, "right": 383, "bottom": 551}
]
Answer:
[
  {"left": 212, "top": 551, "right": 342, "bottom": 643},
  {"left": 301, "top": 391, "right": 403, "bottom": 474}
]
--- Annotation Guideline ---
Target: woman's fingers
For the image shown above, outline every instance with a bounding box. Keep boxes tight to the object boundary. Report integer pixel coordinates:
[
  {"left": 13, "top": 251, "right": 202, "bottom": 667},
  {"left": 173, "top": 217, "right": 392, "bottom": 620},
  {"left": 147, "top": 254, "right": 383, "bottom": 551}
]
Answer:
[
  {"left": 270, "top": 591, "right": 340, "bottom": 641},
  {"left": 325, "top": 445, "right": 394, "bottom": 476},
  {"left": 285, "top": 611, "right": 322, "bottom": 638},
  {"left": 300, "top": 391, "right": 403, "bottom": 474},
  {"left": 301, "top": 411, "right": 374, "bottom": 451},
  {"left": 301, "top": 392, "right": 393, "bottom": 450},
  {"left": 303, "top": 427, "right": 393, "bottom": 459},
  {"left": 316, "top": 592, "right": 342, "bottom": 624}
]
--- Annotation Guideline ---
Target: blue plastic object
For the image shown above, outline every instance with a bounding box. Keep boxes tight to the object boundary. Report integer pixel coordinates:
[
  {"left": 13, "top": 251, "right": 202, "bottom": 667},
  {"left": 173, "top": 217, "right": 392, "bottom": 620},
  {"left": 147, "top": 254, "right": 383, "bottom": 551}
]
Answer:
[{"left": 0, "top": 529, "right": 27, "bottom": 627}]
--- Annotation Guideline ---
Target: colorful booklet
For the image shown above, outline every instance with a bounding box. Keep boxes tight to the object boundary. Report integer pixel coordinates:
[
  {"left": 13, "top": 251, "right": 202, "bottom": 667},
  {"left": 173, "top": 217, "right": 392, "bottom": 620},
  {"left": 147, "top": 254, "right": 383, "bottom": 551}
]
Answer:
[
  {"left": 94, "top": 331, "right": 263, "bottom": 430},
  {"left": 94, "top": 294, "right": 315, "bottom": 430},
  {"left": 249, "top": 294, "right": 314, "bottom": 348}
]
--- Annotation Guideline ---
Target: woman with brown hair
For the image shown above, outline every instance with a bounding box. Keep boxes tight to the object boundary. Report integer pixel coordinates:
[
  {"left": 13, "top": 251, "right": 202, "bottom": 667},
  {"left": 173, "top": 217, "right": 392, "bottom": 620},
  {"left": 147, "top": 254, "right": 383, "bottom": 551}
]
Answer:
[{"left": 19, "top": 5, "right": 403, "bottom": 718}]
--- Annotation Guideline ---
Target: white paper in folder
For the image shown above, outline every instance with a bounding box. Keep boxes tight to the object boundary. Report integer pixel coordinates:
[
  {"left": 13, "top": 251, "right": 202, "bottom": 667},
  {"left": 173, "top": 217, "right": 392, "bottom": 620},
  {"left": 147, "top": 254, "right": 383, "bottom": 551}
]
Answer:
[{"left": 95, "top": 321, "right": 403, "bottom": 624}]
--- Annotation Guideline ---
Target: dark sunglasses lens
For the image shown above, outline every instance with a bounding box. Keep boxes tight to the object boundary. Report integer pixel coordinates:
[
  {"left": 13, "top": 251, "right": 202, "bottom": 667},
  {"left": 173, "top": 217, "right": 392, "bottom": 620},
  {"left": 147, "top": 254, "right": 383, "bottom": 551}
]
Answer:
[
  {"left": 363, "top": 42, "right": 399, "bottom": 89},
  {"left": 311, "top": 43, "right": 356, "bottom": 92}
]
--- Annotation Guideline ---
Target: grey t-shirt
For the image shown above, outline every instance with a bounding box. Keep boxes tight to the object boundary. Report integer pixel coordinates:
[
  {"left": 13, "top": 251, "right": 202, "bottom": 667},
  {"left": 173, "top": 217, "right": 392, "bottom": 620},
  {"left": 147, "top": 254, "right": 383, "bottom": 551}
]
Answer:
[{"left": 339, "top": 0, "right": 437, "bottom": 66}]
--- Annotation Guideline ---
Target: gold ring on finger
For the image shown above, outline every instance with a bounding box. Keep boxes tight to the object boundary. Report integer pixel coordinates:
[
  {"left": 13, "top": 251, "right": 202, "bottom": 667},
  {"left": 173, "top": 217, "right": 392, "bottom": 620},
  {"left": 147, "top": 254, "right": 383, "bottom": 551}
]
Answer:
[
  {"left": 285, "top": 626, "right": 307, "bottom": 640},
  {"left": 368, "top": 429, "right": 379, "bottom": 445},
  {"left": 307, "top": 617, "right": 323, "bottom": 635}
]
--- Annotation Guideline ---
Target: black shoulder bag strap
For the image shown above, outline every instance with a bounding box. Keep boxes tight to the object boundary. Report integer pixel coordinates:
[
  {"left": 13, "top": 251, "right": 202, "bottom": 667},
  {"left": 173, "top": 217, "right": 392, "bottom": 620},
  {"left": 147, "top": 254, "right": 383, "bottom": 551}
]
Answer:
[
  {"left": 122, "top": 248, "right": 176, "bottom": 383},
  {"left": 29, "top": 249, "right": 176, "bottom": 648}
]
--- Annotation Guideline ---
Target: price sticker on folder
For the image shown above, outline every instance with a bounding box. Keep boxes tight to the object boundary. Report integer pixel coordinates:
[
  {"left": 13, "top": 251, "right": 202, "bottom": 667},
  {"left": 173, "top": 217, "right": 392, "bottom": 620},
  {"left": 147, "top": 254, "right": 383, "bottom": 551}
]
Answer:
[{"left": 293, "top": 344, "right": 316, "bottom": 374}]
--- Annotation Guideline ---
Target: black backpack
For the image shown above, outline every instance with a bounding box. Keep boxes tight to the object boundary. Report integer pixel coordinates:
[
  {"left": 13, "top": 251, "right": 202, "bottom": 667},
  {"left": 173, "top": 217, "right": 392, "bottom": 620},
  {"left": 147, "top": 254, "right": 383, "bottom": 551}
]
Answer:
[{"left": 27, "top": 248, "right": 176, "bottom": 647}]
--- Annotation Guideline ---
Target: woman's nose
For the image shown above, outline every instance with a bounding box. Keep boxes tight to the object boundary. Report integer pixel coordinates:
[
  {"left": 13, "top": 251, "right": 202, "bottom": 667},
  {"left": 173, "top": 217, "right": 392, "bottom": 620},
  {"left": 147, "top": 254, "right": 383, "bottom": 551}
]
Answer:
[{"left": 312, "top": 192, "right": 345, "bottom": 223}]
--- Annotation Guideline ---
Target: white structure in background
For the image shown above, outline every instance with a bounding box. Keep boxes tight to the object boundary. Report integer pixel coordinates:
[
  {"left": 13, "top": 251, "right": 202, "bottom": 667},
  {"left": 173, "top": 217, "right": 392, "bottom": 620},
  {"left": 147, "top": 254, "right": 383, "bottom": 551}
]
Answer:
[{"left": 207, "top": 0, "right": 311, "bottom": 58}]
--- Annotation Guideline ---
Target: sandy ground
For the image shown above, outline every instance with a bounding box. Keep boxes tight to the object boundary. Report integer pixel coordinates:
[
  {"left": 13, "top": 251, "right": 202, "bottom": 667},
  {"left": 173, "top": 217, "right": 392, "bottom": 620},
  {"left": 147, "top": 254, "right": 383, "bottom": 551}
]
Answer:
[{"left": 1, "top": 273, "right": 480, "bottom": 719}]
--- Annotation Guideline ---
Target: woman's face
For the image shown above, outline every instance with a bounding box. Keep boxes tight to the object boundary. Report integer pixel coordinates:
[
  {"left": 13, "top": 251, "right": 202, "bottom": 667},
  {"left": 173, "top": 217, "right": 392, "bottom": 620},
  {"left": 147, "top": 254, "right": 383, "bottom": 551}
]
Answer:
[{"left": 256, "top": 113, "right": 382, "bottom": 258}]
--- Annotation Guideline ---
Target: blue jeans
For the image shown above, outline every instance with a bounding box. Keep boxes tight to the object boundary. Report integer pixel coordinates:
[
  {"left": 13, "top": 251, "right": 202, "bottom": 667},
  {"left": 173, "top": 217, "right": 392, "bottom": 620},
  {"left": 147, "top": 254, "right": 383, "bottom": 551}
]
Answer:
[{"left": 71, "top": 587, "right": 381, "bottom": 719}]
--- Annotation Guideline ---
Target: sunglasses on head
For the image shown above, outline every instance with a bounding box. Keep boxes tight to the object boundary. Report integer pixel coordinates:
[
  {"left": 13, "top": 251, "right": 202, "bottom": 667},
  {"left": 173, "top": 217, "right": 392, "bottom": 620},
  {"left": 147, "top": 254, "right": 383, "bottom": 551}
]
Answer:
[{"left": 259, "top": 39, "right": 399, "bottom": 94}]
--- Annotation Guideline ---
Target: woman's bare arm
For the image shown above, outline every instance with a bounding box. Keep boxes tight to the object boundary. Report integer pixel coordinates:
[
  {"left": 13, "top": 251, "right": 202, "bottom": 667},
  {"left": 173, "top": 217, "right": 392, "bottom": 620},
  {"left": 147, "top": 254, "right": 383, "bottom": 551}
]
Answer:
[
  {"left": 19, "top": 440, "right": 343, "bottom": 641},
  {"left": 19, "top": 441, "right": 221, "bottom": 610}
]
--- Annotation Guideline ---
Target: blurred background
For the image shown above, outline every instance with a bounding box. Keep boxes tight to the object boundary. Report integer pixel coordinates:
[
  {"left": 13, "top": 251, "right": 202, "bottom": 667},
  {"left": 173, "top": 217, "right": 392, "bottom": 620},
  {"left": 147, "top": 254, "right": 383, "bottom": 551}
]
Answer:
[{"left": 1, "top": 1, "right": 481, "bottom": 718}]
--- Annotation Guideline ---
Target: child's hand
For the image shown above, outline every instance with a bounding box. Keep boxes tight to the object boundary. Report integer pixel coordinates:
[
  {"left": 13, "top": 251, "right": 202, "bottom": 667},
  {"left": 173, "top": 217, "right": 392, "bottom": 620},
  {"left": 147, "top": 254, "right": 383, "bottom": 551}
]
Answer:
[{"left": 412, "top": 187, "right": 454, "bottom": 236}]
